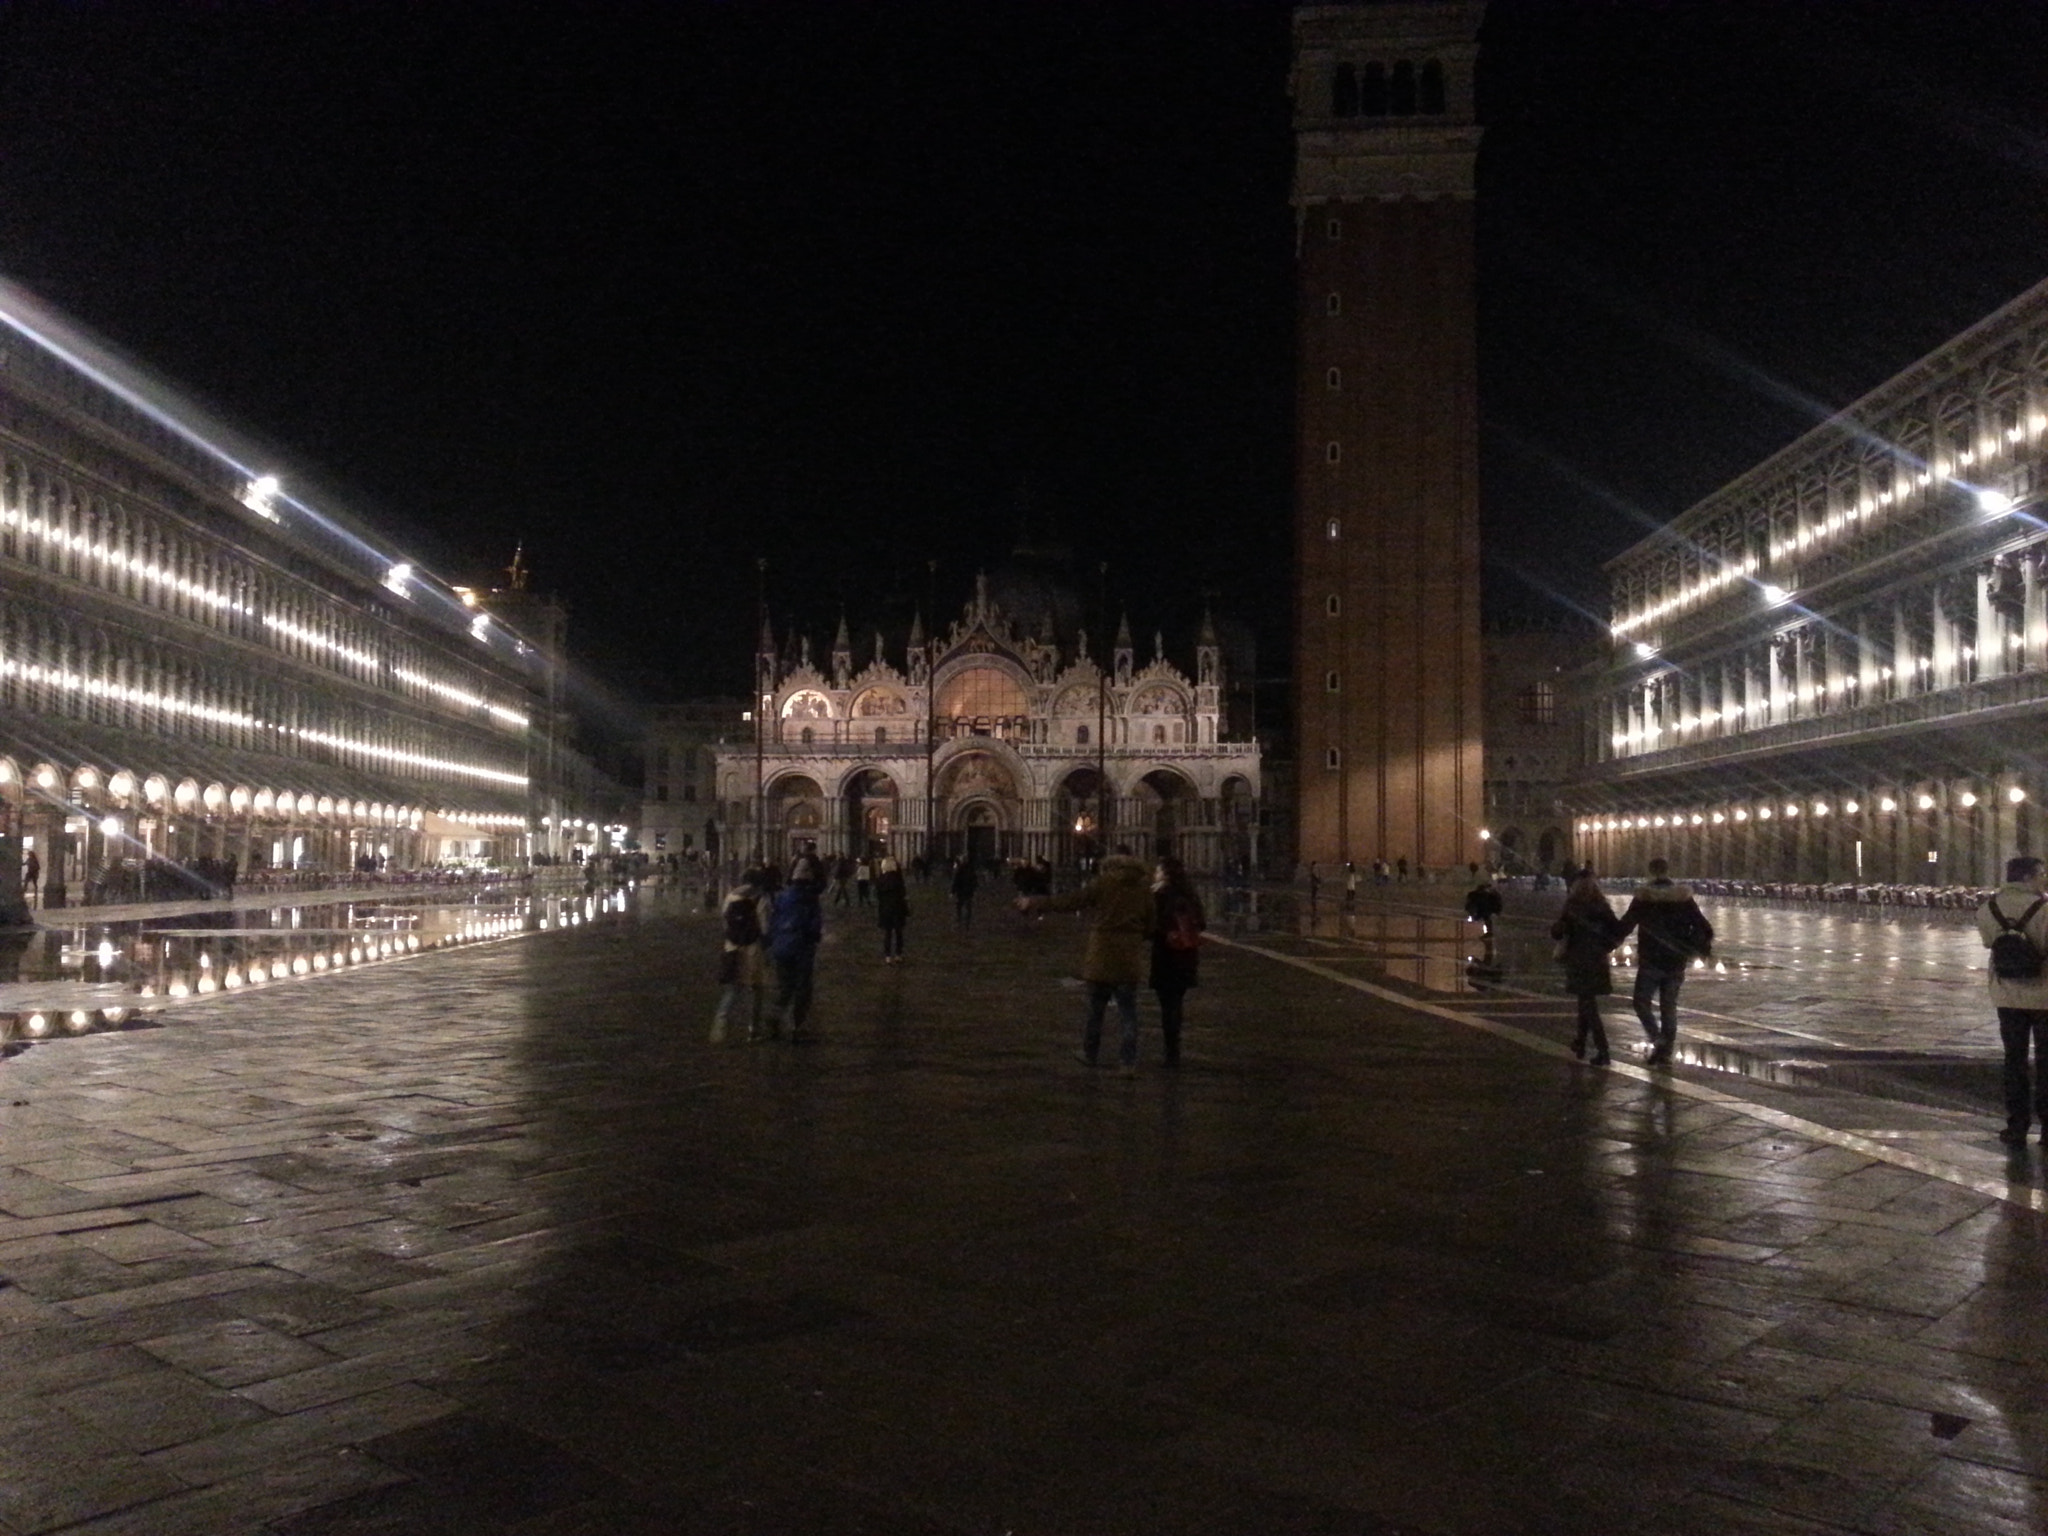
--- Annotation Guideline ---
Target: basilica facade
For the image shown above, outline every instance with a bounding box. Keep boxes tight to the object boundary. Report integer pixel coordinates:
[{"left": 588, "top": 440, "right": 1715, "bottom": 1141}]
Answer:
[{"left": 714, "top": 576, "right": 1261, "bottom": 874}]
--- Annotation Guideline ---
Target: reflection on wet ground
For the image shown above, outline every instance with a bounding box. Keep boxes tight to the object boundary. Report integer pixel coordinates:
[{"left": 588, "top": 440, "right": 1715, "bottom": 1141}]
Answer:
[
  {"left": 1220, "top": 884, "right": 2017, "bottom": 1119},
  {"left": 0, "top": 887, "right": 633, "bottom": 1045}
]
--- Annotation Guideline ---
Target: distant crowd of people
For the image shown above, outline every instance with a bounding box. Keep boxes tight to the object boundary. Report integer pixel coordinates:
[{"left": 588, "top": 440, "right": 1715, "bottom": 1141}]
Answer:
[{"left": 710, "top": 840, "right": 1205, "bottom": 1070}]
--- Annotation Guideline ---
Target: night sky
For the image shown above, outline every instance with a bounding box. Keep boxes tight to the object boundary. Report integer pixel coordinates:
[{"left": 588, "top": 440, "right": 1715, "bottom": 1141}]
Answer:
[{"left": 0, "top": 0, "right": 2044, "bottom": 709}]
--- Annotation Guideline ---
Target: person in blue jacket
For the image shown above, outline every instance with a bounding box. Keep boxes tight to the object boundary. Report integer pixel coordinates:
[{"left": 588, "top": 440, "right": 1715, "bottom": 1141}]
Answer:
[{"left": 765, "top": 868, "right": 825, "bottom": 1041}]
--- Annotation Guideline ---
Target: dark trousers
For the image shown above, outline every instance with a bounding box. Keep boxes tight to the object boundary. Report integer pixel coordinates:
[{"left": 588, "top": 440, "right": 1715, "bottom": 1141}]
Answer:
[
  {"left": 1997, "top": 1007, "right": 2048, "bottom": 1133},
  {"left": 881, "top": 923, "right": 904, "bottom": 958},
  {"left": 1155, "top": 985, "right": 1187, "bottom": 1065},
  {"left": 1573, "top": 994, "right": 1610, "bottom": 1059},
  {"left": 773, "top": 952, "right": 815, "bottom": 1032},
  {"left": 1632, "top": 967, "right": 1685, "bottom": 1048},
  {"left": 1083, "top": 982, "right": 1139, "bottom": 1066}
]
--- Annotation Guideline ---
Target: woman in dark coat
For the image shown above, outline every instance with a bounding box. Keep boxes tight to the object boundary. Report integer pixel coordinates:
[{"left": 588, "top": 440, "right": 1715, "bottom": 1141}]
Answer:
[
  {"left": 875, "top": 857, "right": 909, "bottom": 962},
  {"left": 1551, "top": 873, "right": 1622, "bottom": 1065},
  {"left": 1148, "top": 855, "right": 1206, "bottom": 1068}
]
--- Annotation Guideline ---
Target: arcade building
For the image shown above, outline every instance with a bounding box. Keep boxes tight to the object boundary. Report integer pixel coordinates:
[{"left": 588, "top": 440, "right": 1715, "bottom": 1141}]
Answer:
[
  {"left": 1572, "top": 275, "right": 2048, "bottom": 889},
  {"left": 715, "top": 573, "right": 1261, "bottom": 875}
]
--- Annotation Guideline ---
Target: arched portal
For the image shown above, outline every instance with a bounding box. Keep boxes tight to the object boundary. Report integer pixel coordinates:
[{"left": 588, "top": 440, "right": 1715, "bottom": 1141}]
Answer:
[
  {"left": 1220, "top": 775, "right": 1257, "bottom": 876},
  {"left": 1135, "top": 768, "right": 1199, "bottom": 860},
  {"left": 843, "top": 768, "right": 899, "bottom": 859},
  {"left": 1055, "top": 767, "right": 1106, "bottom": 870},
  {"left": 769, "top": 774, "right": 825, "bottom": 861},
  {"left": 935, "top": 751, "right": 1019, "bottom": 867}
]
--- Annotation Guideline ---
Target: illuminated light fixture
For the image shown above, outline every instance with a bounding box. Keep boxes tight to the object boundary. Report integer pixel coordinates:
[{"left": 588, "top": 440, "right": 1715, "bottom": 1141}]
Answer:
[
  {"left": 64, "top": 1010, "right": 91, "bottom": 1034},
  {"left": 1711, "top": 812, "right": 1726, "bottom": 824},
  {"left": 1880, "top": 797, "right": 1898, "bottom": 812},
  {"left": 22, "top": 1012, "right": 51, "bottom": 1037},
  {"left": 240, "top": 474, "right": 283, "bottom": 520},
  {"left": 1960, "top": 791, "right": 1979, "bottom": 808},
  {"left": 1758, "top": 807, "right": 1773, "bottom": 820},
  {"left": 454, "top": 586, "right": 480, "bottom": 608},
  {"left": 1977, "top": 488, "right": 2016, "bottom": 515},
  {"left": 224, "top": 969, "right": 243, "bottom": 989},
  {"left": 469, "top": 612, "right": 490, "bottom": 642},
  {"left": 383, "top": 561, "right": 414, "bottom": 598},
  {"left": 1916, "top": 794, "right": 1935, "bottom": 811},
  {"left": 312, "top": 954, "right": 329, "bottom": 970},
  {"left": 2011, "top": 786, "right": 2028, "bottom": 805},
  {"left": 197, "top": 976, "right": 218, "bottom": 993},
  {"left": 168, "top": 981, "right": 190, "bottom": 998},
  {"left": 1784, "top": 804, "right": 1800, "bottom": 817},
  {"left": 99, "top": 815, "right": 121, "bottom": 838},
  {"left": 1844, "top": 800, "right": 1859, "bottom": 814},
  {"left": 102, "top": 1008, "right": 127, "bottom": 1025},
  {"left": 1689, "top": 814, "right": 1703, "bottom": 826},
  {"left": 1478, "top": 828, "right": 1491, "bottom": 841},
  {"left": 1813, "top": 802, "right": 1829, "bottom": 816},
  {"left": 270, "top": 962, "right": 290, "bottom": 980},
  {"left": 1761, "top": 584, "right": 1791, "bottom": 605}
]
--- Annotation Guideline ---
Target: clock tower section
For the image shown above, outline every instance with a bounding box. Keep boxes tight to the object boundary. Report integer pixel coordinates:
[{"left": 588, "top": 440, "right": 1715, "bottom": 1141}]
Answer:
[{"left": 1290, "top": 2, "right": 1485, "bottom": 878}]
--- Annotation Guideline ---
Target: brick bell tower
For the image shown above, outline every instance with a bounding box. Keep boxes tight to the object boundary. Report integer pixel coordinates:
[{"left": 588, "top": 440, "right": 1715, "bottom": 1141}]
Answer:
[{"left": 1290, "top": 2, "right": 1485, "bottom": 878}]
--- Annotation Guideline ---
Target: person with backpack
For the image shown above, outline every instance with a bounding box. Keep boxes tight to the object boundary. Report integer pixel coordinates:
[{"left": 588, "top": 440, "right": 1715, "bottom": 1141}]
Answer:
[
  {"left": 765, "top": 868, "right": 826, "bottom": 1041},
  {"left": 1148, "top": 854, "right": 1206, "bottom": 1068},
  {"left": 711, "top": 870, "right": 769, "bottom": 1043},
  {"left": 1977, "top": 855, "right": 2048, "bottom": 1146},
  {"left": 1613, "top": 857, "right": 1714, "bottom": 1066},
  {"left": 950, "top": 856, "right": 978, "bottom": 930}
]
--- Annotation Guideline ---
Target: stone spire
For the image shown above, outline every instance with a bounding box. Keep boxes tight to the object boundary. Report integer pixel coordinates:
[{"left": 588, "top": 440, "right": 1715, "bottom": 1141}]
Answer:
[
  {"left": 831, "top": 611, "right": 852, "bottom": 687},
  {"left": 1114, "top": 611, "right": 1133, "bottom": 687}
]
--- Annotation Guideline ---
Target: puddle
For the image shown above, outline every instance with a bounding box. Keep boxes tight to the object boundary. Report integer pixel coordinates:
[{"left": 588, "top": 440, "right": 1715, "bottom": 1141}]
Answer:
[{"left": 0, "top": 886, "right": 636, "bottom": 1042}]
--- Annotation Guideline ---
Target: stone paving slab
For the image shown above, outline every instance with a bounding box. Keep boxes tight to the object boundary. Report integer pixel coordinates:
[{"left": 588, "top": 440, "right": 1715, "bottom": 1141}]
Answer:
[{"left": 0, "top": 885, "right": 2043, "bottom": 1532}]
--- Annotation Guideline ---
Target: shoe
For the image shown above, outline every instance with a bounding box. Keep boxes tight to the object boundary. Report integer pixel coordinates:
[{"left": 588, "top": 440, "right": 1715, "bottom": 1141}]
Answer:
[
  {"left": 1646, "top": 1046, "right": 1671, "bottom": 1066},
  {"left": 1590, "top": 1052, "right": 1612, "bottom": 1067},
  {"left": 709, "top": 1025, "right": 726, "bottom": 1044},
  {"left": 1999, "top": 1126, "right": 2029, "bottom": 1146},
  {"left": 1073, "top": 1051, "right": 1098, "bottom": 1068},
  {"left": 1570, "top": 1033, "right": 1587, "bottom": 1060}
]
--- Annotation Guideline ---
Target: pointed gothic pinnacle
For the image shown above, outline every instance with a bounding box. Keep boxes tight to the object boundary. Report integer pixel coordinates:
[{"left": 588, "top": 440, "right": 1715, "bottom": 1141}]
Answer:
[
  {"left": 758, "top": 612, "right": 776, "bottom": 653},
  {"left": 908, "top": 609, "right": 926, "bottom": 647},
  {"left": 833, "top": 610, "right": 851, "bottom": 651},
  {"left": 1115, "top": 611, "right": 1133, "bottom": 648},
  {"left": 1198, "top": 604, "right": 1218, "bottom": 646}
]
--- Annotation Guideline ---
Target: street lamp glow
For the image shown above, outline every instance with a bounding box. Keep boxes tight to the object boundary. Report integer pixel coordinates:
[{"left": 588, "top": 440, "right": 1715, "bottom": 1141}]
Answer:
[
  {"left": 1632, "top": 641, "right": 1657, "bottom": 660},
  {"left": 1976, "top": 488, "right": 2015, "bottom": 515},
  {"left": 1761, "top": 584, "right": 1791, "bottom": 605}
]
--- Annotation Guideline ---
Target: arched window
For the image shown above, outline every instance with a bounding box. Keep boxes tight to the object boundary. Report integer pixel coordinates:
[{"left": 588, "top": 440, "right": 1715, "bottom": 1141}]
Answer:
[
  {"left": 1390, "top": 60, "right": 1417, "bottom": 115},
  {"left": 1326, "top": 367, "right": 1341, "bottom": 391},
  {"left": 875, "top": 726, "right": 887, "bottom": 745},
  {"left": 1331, "top": 62, "right": 1359, "bottom": 117},
  {"left": 1153, "top": 725, "right": 1167, "bottom": 744},
  {"left": 1360, "top": 61, "right": 1388, "bottom": 115},
  {"left": 1076, "top": 725, "right": 1090, "bottom": 746},
  {"left": 1419, "top": 59, "right": 1446, "bottom": 114},
  {"left": 800, "top": 727, "right": 814, "bottom": 746}
]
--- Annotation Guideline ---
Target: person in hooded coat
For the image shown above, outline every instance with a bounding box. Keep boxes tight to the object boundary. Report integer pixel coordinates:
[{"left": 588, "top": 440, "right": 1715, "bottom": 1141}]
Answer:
[{"left": 1019, "top": 846, "right": 1156, "bottom": 1071}]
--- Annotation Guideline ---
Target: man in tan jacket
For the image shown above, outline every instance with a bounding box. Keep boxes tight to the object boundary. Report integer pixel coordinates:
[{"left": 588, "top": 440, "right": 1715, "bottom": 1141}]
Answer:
[
  {"left": 1977, "top": 855, "right": 2048, "bottom": 1146},
  {"left": 1019, "top": 848, "right": 1155, "bottom": 1072}
]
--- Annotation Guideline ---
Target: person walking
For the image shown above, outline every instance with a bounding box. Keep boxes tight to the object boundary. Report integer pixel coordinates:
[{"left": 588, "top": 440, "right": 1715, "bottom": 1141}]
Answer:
[
  {"left": 1614, "top": 857, "right": 1714, "bottom": 1065},
  {"left": 950, "top": 856, "right": 977, "bottom": 930},
  {"left": 830, "top": 855, "right": 853, "bottom": 906},
  {"left": 1976, "top": 855, "right": 2048, "bottom": 1146},
  {"left": 711, "top": 870, "right": 768, "bottom": 1043},
  {"left": 1017, "top": 845, "right": 1155, "bottom": 1073},
  {"left": 1148, "top": 854, "right": 1206, "bottom": 1068},
  {"left": 1551, "top": 873, "right": 1623, "bottom": 1065},
  {"left": 875, "top": 856, "right": 909, "bottom": 962},
  {"left": 765, "top": 867, "right": 825, "bottom": 1041},
  {"left": 1343, "top": 861, "right": 1359, "bottom": 909},
  {"left": 1463, "top": 873, "right": 1504, "bottom": 938},
  {"left": 855, "top": 858, "right": 873, "bottom": 906}
]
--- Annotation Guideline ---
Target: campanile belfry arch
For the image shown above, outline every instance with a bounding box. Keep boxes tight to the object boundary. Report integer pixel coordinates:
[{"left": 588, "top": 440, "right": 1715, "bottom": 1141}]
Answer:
[{"left": 1290, "top": 3, "right": 1485, "bottom": 876}]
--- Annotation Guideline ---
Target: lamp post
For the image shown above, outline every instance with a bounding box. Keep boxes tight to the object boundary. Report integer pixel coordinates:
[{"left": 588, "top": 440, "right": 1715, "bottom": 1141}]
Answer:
[
  {"left": 924, "top": 559, "right": 938, "bottom": 869},
  {"left": 1097, "top": 561, "right": 1110, "bottom": 862},
  {"left": 753, "top": 558, "right": 767, "bottom": 867}
]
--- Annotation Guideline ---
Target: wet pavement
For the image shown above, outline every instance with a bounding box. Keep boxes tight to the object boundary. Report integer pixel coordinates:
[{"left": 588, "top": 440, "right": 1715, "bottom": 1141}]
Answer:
[{"left": 0, "top": 879, "right": 2043, "bottom": 1533}]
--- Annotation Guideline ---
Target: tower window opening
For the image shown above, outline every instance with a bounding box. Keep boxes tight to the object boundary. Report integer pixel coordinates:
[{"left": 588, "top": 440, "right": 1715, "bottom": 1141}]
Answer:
[
  {"left": 1360, "top": 61, "right": 1388, "bottom": 115},
  {"left": 1325, "top": 670, "right": 1340, "bottom": 693},
  {"left": 1326, "top": 594, "right": 1341, "bottom": 616},
  {"left": 1325, "top": 215, "right": 1342, "bottom": 240},
  {"left": 1326, "top": 367, "right": 1342, "bottom": 391},
  {"left": 1325, "top": 747, "right": 1341, "bottom": 770},
  {"left": 1326, "top": 291, "right": 1342, "bottom": 316},
  {"left": 1331, "top": 62, "right": 1360, "bottom": 118},
  {"left": 1326, "top": 518, "right": 1341, "bottom": 541},
  {"left": 1325, "top": 442, "right": 1341, "bottom": 464},
  {"left": 1390, "top": 60, "right": 1418, "bottom": 115},
  {"left": 1419, "top": 59, "right": 1446, "bottom": 114}
]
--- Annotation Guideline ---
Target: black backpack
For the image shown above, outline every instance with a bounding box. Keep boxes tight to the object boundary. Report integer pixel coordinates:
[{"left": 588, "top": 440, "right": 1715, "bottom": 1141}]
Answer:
[
  {"left": 723, "top": 894, "right": 762, "bottom": 948},
  {"left": 1988, "top": 896, "right": 2048, "bottom": 980}
]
